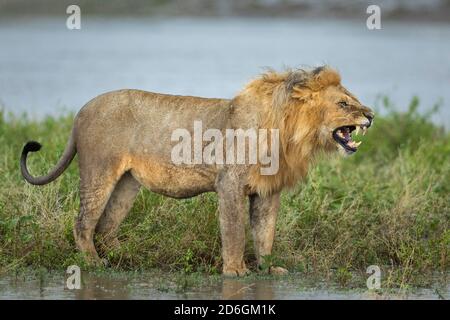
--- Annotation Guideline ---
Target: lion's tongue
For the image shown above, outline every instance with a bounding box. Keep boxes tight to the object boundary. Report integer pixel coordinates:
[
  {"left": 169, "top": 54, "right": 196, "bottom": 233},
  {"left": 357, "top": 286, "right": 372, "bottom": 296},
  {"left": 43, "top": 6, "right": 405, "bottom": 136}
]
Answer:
[
  {"left": 338, "top": 127, "right": 362, "bottom": 149},
  {"left": 343, "top": 129, "right": 350, "bottom": 141}
]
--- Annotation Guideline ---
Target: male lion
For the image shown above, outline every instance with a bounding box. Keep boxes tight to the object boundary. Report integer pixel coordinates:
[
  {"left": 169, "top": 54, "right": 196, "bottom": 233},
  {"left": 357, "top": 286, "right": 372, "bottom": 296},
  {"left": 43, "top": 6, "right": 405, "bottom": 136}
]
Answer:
[{"left": 21, "top": 66, "right": 374, "bottom": 276}]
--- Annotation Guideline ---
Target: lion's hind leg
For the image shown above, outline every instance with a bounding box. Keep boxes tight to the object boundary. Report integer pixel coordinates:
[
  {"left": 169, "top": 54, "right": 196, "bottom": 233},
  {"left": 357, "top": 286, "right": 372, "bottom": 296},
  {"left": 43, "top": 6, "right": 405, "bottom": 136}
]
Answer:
[
  {"left": 74, "top": 166, "right": 122, "bottom": 265},
  {"left": 95, "top": 172, "right": 141, "bottom": 253}
]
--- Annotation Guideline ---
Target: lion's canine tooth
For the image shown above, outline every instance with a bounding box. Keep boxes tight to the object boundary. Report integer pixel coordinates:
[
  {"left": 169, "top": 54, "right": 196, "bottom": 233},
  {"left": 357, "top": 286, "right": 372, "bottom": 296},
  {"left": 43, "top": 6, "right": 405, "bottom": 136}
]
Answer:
[
  {"left": 362, "top": 127, "right": 367, "bottom": 135},
  {"left": 355, "top": 141, "right": 362, "bottom": 147},
  {"left": 355, "top": 127, "right": 361, "bottom": 135}
]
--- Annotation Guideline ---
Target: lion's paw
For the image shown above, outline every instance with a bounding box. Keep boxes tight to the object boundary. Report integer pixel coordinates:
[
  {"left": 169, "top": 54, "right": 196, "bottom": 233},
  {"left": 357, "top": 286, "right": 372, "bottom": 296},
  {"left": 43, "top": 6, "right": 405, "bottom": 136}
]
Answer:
[
  {"left": 269, "top": 266, "right": 289, "bottom": 275},
  {"left": 223, "top": 267, "right": 251, "bottom": 277}
]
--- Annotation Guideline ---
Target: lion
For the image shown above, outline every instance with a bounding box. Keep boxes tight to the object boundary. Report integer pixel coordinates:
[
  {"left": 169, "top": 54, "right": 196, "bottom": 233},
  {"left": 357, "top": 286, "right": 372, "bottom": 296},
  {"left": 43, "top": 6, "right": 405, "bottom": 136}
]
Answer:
[{"left": 20, "top": 66, "right": 374, "bottom": 276}]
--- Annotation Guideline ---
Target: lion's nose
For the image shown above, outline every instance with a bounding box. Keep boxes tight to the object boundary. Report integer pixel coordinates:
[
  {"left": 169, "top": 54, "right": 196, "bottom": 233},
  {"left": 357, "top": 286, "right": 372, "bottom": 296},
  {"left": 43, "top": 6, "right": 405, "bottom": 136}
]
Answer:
[{"left": 364, "top": 112, "right": 374, "bottom": 127}]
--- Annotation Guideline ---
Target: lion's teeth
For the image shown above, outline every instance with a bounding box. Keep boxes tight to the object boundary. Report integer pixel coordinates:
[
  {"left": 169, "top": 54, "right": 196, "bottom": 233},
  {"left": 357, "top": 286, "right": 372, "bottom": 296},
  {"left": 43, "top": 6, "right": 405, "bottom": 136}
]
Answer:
[
  {"left": 355, "top": 127, "right": 361, "bottom": 135},
  {"left": 362, "top": 127, "right": 367, "bottom": 135},
  {"left": 347, "top": 140, "right": 361, "bottom": 148}
]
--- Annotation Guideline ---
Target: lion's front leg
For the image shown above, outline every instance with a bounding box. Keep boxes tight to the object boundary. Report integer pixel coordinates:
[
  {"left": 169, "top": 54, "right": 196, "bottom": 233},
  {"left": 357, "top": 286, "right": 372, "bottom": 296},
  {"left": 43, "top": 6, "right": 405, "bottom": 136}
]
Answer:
[
  {"left": 249, "top": 192, "right": 288, "bottom": 275},
  {"left": 216, "top": 171, "right": 250, "bottom": 277}
]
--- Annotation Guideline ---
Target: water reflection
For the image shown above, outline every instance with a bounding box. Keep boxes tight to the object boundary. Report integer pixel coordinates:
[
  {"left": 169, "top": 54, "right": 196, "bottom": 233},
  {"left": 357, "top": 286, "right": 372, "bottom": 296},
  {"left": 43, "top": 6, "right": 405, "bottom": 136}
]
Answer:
[
  {"left": 221, "top": 278, "right": 274, "bottom": 300},
  {"left": 73, "top": 272, "right": 130, "bottom": 300},
  {"left": 0, "top": 272, "right": 447, "bottom": 300}
]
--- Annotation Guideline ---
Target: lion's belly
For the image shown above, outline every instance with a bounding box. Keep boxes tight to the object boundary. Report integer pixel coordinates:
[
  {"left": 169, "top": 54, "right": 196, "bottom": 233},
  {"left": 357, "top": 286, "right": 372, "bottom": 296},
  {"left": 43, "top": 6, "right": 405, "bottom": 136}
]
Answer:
[{"left": 130, "top": 159, "right": 217, "bottom": 199}]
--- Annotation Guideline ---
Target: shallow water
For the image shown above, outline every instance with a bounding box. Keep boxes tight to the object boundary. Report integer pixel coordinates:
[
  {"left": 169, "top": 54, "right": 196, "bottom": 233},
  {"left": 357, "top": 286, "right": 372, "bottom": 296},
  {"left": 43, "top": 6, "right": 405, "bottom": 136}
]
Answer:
[
  {"left": 0, "top": 272, "right": 448, "bottom": 300},
  {"left": 0, "top": 17, "right": 449, "bottom": 126}
]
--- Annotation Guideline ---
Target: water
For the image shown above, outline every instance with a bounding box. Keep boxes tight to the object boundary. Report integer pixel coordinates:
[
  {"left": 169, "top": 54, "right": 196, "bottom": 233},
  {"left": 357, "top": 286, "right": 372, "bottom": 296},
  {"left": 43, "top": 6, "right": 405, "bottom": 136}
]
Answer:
[
  {"left": 0, "top": 17, "right": 449, "bottom": 125},
  {"left": 0, "top": 272, "right": 447, "bottom": 300}
]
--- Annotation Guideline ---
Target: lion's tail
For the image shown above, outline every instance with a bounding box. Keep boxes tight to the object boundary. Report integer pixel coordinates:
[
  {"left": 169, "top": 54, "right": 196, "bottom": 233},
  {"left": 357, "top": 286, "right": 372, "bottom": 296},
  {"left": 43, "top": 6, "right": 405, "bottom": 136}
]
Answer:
[{"left": 20, "top": 128, "right": 77, "bottom": 185}]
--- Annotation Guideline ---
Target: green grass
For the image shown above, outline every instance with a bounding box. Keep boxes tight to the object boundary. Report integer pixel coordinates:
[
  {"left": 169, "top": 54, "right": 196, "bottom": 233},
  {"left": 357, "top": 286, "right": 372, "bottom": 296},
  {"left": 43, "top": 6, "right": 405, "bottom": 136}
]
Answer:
[{"left": 0, "top": 97, "right": 449, "bottom": 288}]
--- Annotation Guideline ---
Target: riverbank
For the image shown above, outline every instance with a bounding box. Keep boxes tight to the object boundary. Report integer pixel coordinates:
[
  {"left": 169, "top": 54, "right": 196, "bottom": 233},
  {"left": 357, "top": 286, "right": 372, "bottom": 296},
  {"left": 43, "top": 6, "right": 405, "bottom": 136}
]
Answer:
[
  {"left": 0, "top": 97, "right": 449, "bottom": 288},
  {"left": 1, "top": 0, "right": 450, "bottom": 23}
]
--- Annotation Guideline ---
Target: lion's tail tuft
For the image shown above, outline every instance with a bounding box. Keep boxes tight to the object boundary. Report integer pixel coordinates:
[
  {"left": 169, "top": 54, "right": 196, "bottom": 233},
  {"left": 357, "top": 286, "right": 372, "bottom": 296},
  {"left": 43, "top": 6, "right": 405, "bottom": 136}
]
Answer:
[
  {"left": 23, "top": 141, "right": 42, "bottom": 153},
  {"left": 20, "top": 130, "right": 77, "bottom": 185}
]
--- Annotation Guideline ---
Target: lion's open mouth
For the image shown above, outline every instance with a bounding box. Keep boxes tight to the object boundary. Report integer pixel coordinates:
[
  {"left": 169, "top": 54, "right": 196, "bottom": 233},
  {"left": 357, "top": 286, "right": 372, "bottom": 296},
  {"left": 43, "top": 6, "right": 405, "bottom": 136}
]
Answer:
[{"left": 333, "top": 125, "right": 367, "bottom": 154}]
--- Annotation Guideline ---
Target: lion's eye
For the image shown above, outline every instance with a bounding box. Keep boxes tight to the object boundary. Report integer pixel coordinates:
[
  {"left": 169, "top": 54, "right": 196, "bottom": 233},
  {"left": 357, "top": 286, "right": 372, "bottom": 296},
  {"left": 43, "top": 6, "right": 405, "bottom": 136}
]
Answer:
[{"left": 338, "top": 101, "right": 348, "bottom": 108}]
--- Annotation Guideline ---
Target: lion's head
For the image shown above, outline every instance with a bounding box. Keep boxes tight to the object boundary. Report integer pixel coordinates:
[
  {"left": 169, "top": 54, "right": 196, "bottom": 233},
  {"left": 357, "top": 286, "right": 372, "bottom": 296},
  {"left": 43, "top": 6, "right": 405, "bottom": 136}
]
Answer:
[
  {"left": 271, "top": 66, "right": 374, "bottom": 156},
  {"left": 243, "top": 66, "right": 374, "bottom": 195},
  {"left": 295, "top": 67, "right": 374, "bottom": 155}
]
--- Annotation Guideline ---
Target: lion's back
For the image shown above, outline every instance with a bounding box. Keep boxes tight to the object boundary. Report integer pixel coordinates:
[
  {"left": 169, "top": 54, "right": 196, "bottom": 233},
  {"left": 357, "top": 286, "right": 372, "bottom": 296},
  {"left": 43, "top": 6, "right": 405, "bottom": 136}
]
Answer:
[{"left": 72, "top": 89, "right": 232, "bottom": 165}]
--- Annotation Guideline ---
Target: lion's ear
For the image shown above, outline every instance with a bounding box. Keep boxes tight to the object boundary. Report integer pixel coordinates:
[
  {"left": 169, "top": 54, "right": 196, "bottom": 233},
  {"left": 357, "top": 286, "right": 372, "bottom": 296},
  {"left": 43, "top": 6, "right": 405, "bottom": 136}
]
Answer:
[{"left": 307, "top": 66, "right": 341, "bottom": 91}]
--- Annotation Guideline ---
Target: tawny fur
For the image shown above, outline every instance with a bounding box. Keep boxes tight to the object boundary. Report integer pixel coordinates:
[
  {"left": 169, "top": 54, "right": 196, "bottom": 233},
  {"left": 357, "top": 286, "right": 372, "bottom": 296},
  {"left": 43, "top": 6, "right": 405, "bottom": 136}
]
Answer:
[{"left": 21, "top": 66, "right": 374, "bottom": 276}]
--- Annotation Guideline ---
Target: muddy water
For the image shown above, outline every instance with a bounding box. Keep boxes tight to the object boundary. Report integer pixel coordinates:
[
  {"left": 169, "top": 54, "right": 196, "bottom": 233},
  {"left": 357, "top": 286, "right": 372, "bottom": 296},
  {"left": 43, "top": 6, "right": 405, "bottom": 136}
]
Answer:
[{"left": 0, "top": 272, "right": 447, "bottom": 300}]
